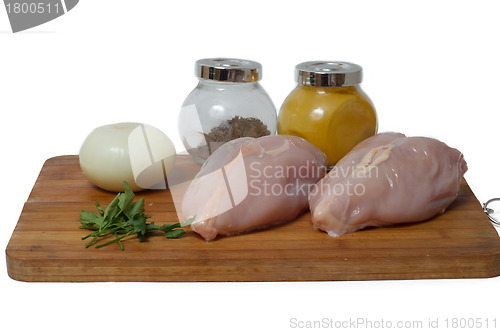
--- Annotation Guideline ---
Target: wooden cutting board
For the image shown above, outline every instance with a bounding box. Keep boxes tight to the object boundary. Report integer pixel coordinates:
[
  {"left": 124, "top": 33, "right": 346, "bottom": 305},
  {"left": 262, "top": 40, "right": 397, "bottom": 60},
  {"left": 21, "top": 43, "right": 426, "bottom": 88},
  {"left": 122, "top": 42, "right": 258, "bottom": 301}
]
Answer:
[{"left": 6, "top": 155, "right": 500, "bottom": 282}]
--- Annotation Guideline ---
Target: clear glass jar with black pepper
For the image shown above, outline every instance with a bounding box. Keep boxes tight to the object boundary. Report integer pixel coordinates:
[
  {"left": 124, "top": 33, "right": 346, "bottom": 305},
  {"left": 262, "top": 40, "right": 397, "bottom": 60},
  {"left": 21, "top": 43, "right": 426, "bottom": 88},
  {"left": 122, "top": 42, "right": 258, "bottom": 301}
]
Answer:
[{"left": 179, "top": 58, "right": 277, "bottom": 164}]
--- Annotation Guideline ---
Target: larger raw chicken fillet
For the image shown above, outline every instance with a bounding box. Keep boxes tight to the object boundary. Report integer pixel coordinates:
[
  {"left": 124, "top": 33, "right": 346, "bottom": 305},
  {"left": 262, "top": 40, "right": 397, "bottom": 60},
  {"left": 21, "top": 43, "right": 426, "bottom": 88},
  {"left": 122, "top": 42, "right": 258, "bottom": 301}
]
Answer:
[{"left": 309, "top": 132, "right": 468, "bottom": 237}]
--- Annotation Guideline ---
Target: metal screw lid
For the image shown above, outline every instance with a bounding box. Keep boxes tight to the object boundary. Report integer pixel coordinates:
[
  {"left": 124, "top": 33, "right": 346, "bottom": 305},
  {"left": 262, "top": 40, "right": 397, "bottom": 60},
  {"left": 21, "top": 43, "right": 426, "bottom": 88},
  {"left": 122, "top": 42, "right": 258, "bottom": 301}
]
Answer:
[
  {"left": 295, "top": 61, "right": 363, "bottom": 87},
  {"left": 195, "top": 58, "right": 262, "bottom": 83}
]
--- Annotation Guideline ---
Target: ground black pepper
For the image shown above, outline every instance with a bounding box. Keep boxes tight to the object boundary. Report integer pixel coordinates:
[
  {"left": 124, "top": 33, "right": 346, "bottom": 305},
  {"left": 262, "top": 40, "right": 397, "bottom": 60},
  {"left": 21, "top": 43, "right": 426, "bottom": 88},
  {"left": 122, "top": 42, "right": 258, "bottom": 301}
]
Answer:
[{"left": 204, "top": 116, "right": 271, "bottom": 146}]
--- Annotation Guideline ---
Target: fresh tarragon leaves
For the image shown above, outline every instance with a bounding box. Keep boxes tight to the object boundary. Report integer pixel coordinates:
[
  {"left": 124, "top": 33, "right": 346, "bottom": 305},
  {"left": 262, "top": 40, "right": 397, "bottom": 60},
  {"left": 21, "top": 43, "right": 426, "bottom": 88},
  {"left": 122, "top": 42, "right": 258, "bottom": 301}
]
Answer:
[{"left": 79, "top": 181, "right": 193, "bottom": 250}]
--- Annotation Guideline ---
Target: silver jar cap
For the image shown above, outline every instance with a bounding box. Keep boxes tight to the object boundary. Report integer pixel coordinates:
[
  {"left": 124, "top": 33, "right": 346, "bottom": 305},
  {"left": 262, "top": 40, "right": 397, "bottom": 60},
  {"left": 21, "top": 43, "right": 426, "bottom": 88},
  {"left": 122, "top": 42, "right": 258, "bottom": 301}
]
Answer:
[
  {"left": 295, "top": 61, "right": 363, "bottom": 87},
  {"left": 195, "top": 58, "right": 262, "bottom": 83}
]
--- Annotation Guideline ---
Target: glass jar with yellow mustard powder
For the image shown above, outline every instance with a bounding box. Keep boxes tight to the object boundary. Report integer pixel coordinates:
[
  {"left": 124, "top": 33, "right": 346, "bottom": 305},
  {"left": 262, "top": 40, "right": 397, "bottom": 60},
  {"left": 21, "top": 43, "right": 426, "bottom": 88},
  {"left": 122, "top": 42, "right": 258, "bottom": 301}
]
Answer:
[{"left": 278, "top": 61, "right": 377, "bottom": 166}]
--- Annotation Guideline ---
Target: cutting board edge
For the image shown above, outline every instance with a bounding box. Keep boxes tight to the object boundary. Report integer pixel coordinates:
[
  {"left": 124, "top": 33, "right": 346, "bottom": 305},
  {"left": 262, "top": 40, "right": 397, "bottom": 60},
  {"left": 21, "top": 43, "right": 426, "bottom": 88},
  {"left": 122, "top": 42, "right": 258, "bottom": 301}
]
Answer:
[
  {"left": 26, "top": 155, "right": 77, "bottom": 203},
  {"left": 6, "top": 247, "right": 500, "bottom": 282}
]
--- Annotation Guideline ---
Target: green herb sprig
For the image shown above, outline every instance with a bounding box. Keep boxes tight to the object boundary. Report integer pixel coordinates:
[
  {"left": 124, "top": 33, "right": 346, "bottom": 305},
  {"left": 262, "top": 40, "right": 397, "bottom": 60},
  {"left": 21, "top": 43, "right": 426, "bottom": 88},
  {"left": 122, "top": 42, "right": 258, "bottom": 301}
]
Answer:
[{"left": 79, "top": 181, "right": 193, "bottom": 250}]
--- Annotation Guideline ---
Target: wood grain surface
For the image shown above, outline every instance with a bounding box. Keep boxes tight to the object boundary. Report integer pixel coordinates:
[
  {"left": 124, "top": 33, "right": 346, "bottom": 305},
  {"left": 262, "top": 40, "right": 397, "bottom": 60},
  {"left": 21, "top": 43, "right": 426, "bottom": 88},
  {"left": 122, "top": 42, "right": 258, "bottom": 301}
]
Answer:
[{"left": 6, "top": 155, "right": 500, "bottom": 282}]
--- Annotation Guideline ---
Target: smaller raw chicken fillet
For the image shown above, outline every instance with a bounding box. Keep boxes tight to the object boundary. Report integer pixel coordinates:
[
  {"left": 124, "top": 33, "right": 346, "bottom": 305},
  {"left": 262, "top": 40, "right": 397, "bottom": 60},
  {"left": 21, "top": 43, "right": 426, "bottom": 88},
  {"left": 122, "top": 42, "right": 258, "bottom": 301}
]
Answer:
[
  {"left": 182, "top": 135, "right": 327, "bottom": 241},
  {"left": 309, "top": 132, "right": 468, "bottom": 237}
]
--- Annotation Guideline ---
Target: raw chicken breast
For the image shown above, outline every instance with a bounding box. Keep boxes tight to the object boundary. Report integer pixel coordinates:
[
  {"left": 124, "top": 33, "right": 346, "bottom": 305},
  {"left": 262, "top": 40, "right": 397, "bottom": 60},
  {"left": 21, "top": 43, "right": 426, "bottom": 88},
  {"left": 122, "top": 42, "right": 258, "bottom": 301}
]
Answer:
[
  {"left": 182, "top": 135, "right": 327, "bottom": 241},
  {"left": 309, "top": 132, "right": 468, "bottom": 237}
]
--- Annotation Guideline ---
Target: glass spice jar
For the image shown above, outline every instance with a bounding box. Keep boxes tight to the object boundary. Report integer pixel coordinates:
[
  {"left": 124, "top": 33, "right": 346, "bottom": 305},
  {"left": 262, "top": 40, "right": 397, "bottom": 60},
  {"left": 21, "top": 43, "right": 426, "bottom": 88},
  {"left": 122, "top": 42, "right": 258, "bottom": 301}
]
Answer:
[
  {"left": 179, "top": 58, "right": 277, "bottom": 164},
  {"left": 278, "top": 61, "right": 378, "bottom": 166}
]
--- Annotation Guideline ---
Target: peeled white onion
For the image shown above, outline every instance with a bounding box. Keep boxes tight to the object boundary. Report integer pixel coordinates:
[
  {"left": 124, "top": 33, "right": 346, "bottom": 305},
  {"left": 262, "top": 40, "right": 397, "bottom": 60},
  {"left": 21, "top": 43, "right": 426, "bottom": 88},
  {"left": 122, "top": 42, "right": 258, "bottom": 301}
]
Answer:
[{"left": 79, "top": 122, "right": 176, "bottom": 192}]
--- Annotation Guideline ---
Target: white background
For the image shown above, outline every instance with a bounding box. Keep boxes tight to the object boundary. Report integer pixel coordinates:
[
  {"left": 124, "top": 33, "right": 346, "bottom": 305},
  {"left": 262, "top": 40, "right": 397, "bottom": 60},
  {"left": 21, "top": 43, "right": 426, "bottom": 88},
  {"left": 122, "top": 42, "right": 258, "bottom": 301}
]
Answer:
[{"left": 1, "top": 0, "right": 500, "bottom": 331}]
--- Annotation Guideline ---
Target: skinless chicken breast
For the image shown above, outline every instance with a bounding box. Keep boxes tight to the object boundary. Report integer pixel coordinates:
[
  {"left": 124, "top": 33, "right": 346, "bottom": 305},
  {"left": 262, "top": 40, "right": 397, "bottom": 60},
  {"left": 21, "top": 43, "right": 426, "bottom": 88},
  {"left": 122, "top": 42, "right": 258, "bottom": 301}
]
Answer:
[
  {"left": 309, "top": 132, "right": 468, "bottom": 237},
  {"left": 182, "top": 135, "right": 327, "bottom": 241}
]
